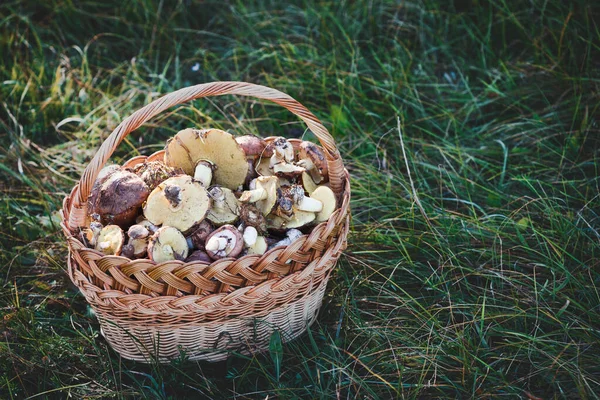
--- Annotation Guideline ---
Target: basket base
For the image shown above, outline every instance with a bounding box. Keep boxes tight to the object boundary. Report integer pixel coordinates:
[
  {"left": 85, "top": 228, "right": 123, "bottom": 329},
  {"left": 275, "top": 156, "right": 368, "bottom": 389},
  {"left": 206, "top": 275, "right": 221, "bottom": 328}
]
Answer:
[{"left": 95, "top": 278, "right": 329, "bottom": 363}]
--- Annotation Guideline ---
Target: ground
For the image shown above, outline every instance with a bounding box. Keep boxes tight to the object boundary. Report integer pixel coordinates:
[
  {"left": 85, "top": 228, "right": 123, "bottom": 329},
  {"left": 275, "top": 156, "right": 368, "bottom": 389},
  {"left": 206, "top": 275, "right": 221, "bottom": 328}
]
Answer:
[{"left": 0, "top": 0, "right": 599, "bottom": 398}]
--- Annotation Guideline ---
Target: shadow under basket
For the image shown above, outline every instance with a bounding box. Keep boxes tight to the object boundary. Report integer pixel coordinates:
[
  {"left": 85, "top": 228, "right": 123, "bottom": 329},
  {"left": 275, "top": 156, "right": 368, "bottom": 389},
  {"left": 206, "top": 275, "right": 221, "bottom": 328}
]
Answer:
[{"left": 61, "top": 81, "right": 350, "bottom": 363}]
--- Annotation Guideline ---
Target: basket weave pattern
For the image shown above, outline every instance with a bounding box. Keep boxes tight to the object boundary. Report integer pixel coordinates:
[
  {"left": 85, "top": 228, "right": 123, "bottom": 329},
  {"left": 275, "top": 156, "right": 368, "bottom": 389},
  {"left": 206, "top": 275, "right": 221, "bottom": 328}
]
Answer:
[{"left": 61, "top": 82, "right": 350, "bottom": 362}]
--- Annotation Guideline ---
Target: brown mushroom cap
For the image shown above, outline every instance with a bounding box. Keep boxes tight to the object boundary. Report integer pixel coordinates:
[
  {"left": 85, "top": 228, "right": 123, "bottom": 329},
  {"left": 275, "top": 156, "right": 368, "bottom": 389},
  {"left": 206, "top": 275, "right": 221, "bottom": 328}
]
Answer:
[
  {"left": 297, "top": 141, "right": 329, "bottom": 183},
  {"left": 239, "top": 203, "right": 267, "bottom": 233},
  {"left": 90, "top": 170, "right": 150, "bottom": 228},
  {"left": 311, "top": 185, "right": 337, "bottom": 222},
  {"left": 147, "top": 226, "right": 189, "bottom": 262},
  {"left": 164, "top": 128, "right": 248, "bottom": 190},
  {"left": 143, "top": 175, "right": 210, "bottom": 233},
  {"left": 205, "top": 225, "right": 244, "bottom": 260},
  {"left": 206, "top": 186, "right": 240, "bottom": 226},
  {"left": 235, "top": 135, "right": 271, "bottom": 160},
  {"left": 95, "top": 225, "right": 125, "bottom": 255},
  {"left": 87, "top": 165, "right": 120, "bottom": 216}
]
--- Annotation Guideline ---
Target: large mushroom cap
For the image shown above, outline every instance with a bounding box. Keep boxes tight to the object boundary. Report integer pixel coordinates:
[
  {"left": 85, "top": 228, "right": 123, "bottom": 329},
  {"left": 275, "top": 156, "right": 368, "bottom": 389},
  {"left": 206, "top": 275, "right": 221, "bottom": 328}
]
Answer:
[
  {"left": 164, "top": 128, "right": 248, "bottom": 190},
  {"left": 143, "top": 175, "right": 210, "bottom": 233},
  {"left": 91, "top": 170, "right": 150, "bottom": 228}
]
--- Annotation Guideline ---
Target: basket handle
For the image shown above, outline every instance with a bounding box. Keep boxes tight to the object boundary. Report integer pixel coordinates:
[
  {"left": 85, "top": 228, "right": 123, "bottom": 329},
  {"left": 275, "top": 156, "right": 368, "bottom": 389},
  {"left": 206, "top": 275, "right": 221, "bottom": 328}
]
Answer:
[{"left": 68, "top": 81, "right": 346, "bottom": 230}]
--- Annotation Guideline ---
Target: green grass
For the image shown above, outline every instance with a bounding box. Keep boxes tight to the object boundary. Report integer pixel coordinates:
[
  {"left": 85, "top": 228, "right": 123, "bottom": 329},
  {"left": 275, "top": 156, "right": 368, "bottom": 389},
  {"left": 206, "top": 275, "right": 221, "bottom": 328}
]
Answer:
[{"left": 1, "top": 0, "right": 599, "bottom": 398}]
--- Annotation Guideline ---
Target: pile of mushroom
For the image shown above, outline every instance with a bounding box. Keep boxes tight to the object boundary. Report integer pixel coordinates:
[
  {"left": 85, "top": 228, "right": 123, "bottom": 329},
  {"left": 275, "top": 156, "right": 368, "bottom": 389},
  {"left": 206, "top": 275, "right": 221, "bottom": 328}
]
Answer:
[{"left": 81, "top": 128, "right": 337, "bottom": 263}]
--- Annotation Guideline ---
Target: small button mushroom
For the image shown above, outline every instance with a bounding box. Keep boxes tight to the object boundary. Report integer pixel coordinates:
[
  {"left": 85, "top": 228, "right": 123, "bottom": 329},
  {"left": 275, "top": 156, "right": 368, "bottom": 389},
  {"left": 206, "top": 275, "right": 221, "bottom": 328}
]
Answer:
[
  {"left": 143, "top": 175, "right": 211, "bottom": 233},
  {"left": 132, "top": 161, "right": 183, "bottom": 191},
  {"left": 164, "top": 128, "right": 248, "bottom": 190},
  {"left": 205, "top": 225, "right": 244, "bottom": 260},
  {"left": 147, "top": 226, "right": 189, "bottom": 262},
  {"left": 206, "top": 186, "right": 240, "bottom": 226},
  {"left": 311, "top": 186, "right": 337, "bottom": 222},
  {"left": 186, "top": 220, "right": 214, "bottom": 250},
  {"left": 124, "top": 224, "right": 150, "bottom": 258},
  {"left": 193, "top": 159, "right": 215, "bottom": 187},
  {"left": 185, "top": 250, "right": 212, "bottom": 263},
  {"left": 238, "top": 176, "right": 280, "bottom": 216},
  {"left": 95, "top": 225, "right": 125, "bottom": 255},
  {"left": 296, "top": 141, "right": 329, "bottom": 183},
  {"left": 89, "top": 170, "right": 150, "bottom": 228},
  {"left": 135, "top": 218, "right": 160, "bottom": 235},
  {"left": 243, "top": 227, "right": 267, "bottom": 255}
]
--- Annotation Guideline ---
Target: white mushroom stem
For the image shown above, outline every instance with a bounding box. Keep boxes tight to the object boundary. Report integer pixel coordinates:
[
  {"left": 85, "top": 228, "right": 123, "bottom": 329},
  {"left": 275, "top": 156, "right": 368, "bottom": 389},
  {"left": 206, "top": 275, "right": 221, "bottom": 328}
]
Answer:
[
  {"left": 239, "top": 187, "right": 267, "bottom": 203},
  {"left": 98, "top": 241, "right": 111, "bottom": 251},
  {"left": 296, "top": 196, "right": 323, "bottom": 212},
  {"left": 89, "top": 222, "right": 103, "bottom": 246},
  {"left": 194, "top": 162, "right": 213, "bottom": 187},
  {"left": 206, "top": 236, "right": 229, "bottom": 252},
  {"left": 243, "top": 226, "right": 258, "bottom": 247}
]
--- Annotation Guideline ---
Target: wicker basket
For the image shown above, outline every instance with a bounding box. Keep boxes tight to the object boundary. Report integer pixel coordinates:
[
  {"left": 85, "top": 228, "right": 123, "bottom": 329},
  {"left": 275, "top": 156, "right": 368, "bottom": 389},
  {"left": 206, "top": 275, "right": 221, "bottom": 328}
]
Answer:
[{"left": 60, "top": 81, "right": 350, "bottom": 362}]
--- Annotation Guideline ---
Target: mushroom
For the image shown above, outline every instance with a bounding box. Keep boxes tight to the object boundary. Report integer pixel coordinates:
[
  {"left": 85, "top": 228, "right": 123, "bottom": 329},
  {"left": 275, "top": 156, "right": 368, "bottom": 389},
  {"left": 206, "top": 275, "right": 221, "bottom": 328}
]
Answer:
[
  {"left": 288, "top": 184, "right": 323, "bottom": 212},
  {"left": 147, "top": 226, "right": 189, "bottom": 263},
  {"left": 205, "top": 225, "right": 244, "bottom": 260},
  {"left": 94, "top": 225, "right": 125, "bottom": 255},
  {"left": 81, "top": 221, "right": 103, "bottom": 247},
  {"left": 185, "top": 250, "right": 212, "bottom": 263},
  {"left": 270, "top": 228, "right": 303, "bottom": 248},
  {"left": 267, "top": 210, "right": 316, "bottom": 230},
  {"left": 239, "top": 203, "right": 267, "bottom": 233},
  {"left": 87, "top": 165, "right": 120, "bottom": 214},
  {"left": 132, "top": 161, "right": 183, "bottom": 191},
  {"left": 254, "top": 157, "right": 274, "bottom": 177},
  {"left": 300, "top": 171, "right": 318, "bottom": 195},
  {"left": 311, "top": 186, "right": 337, "bottom": 222},
  {"left": 242, "top": 226, "right": 267, "bottom": 255},
  {"left": 296, "top": 141, "right": 329, "bottom": 183},
  {"left": 135, "top": 218, "right": 160, "bottom": 235},
  {"left": 164, "top": 128, "right": 248, "bottom": 190},
  {"left": 236, "top": 135, "right": 270, "bottom": 160},
  {"left": 193, "top": 160, "right": 215, "bottom": 188},
  {"left": 143, "top": 175, "right": 210, "bottom": 233},
  {"left": 238, "top": 176, "right": 279, "bottom": 216},
  {"left": 89, "top": 170, "right": 150, "bottom": 228},
  {"left": 185, "top": 220, "right": 214, "bottom": 250},
  {"left": 269, "top": 137, "right": 305, "bottom": 177},
  {"left": 122, "top": 224, "right": 150, "bottom": 259},
  {"left": 206, "top": 186, "right": 240, "bottom": 226}
]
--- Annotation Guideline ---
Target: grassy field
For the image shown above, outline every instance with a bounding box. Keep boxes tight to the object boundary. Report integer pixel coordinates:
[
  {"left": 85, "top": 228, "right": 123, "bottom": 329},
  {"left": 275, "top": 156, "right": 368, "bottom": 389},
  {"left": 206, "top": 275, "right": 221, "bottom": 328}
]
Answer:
[{"left": 1, "top": 0, "right": 599, "bottom": 398}]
